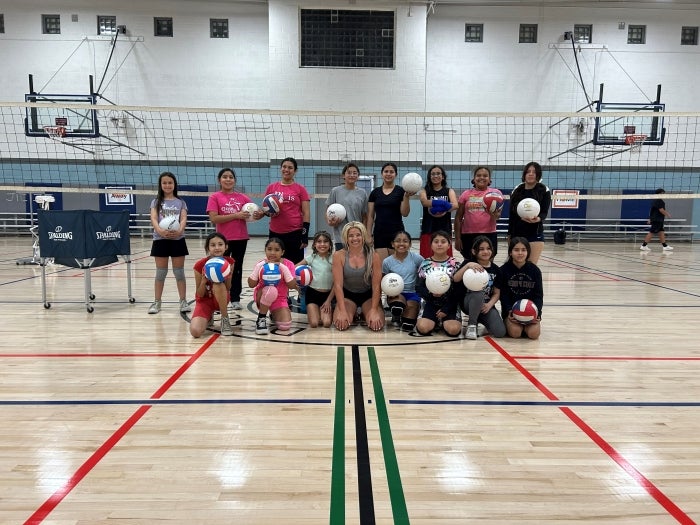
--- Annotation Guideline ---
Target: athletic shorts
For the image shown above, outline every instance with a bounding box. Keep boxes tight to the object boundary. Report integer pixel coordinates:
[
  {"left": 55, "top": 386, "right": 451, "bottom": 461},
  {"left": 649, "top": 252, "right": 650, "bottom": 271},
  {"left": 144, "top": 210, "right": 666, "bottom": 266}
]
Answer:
[
  {"left": 305, "top": 286, "right": 331, "bottom": 306},
  {"left": 649, "top": 221, "right": 664, "bottom": 233},
  {"left": 192, "top": 295, "right": 223, "bottom": 321},
  {"left": 401, "top": 291, "right": 421, "bottom": 304},
  {"left": 373, "top": 227, "right": 403, "bottom": 249},
  {"left": 421, "top": 300, "right": 460, "bottom": 324},
  {"left": 343, "top": 288, "right": 372, "bottom": 308},
  {"left": 256, "top": 287, "right": 290, "bottom": 312},
  {"left": 150, "top": 238, "right": 189, "bottom": 258}
]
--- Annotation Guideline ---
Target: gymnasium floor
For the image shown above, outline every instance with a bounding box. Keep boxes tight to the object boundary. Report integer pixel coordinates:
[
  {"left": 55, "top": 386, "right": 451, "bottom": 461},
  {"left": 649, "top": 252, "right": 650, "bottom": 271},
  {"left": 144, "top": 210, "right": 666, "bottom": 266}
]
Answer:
[{"left": 1, "top": 235, "right": 699, "bottom": 524}]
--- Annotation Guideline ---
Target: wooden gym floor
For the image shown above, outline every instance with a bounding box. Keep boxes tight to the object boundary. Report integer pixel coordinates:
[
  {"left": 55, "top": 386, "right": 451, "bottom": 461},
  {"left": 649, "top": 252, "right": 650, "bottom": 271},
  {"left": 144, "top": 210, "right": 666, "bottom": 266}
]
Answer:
[{"left": 1, "top": 235, "right": 699, "bottom": 524}]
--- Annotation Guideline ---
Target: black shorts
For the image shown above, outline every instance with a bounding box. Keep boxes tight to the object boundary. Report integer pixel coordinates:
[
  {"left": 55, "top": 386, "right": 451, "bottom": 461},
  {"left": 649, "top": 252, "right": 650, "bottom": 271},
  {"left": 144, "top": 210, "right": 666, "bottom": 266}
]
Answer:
[
  {"left": 421, "top": 299, "right": 460, "bottom": 323},
  {"left": 305, "top": 286, "right": 331, "bottom": 306},
  {"left": 373, "top": 225, "right": 403, "bottom": 249},
  {"left": 150, "top": 238, "right": 189, "bottom": 258},
  {"left": 649, "top": 221, "right": 664, "bottom": 234},
  {"left": 343, "top": 288, "right": 372, "bottom": 308}
]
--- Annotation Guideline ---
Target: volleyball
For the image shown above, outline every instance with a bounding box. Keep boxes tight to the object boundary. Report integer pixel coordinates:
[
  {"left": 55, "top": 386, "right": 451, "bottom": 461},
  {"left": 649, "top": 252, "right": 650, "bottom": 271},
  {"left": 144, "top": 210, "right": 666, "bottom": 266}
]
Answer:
[
  {"left": 262, "top": 194, "right": 281, "bottom": 216},
  {"left": 483, "top": 191, "right": 504, "bottom": 213},
  {"left": 425, "top": 268, "right": 451, "bottom": 295},
  {"left": 381, "top": 272, "right": 405, "bottom": 297},
  {"left": 462, "top": 268, "right": 489, "bottom": 291},
  {"left": 242, "top": 202, "right": 260, "bottom": 221},
  {"left": 511, "top": 299, "right": 538, "bottom": 324},
  {"left": 294, "top": 264, "right": 313, "bottom": 287},
  {"left": 158, "top": 216, "right": 180, "bottom": 231},
  {"left": 260, "top": 262, "right": 282, "bottom": 286},
  {"left": 517, "top": 198, "right": 540, "bottom": 219},
  {"left": 204, "top": 257, "right": 231, "bottom": 283},
  {"left": 401, "top": 172, "right": 423, "bottom": 193},
  {"left": 326, "top": 203, "right": 347, "bottom": 222}
]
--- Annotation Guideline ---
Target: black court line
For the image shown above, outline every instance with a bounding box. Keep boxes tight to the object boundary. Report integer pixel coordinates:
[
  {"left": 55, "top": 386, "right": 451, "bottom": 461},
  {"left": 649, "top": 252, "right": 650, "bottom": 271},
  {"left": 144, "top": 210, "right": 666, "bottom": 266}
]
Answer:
[
  {"left": 352, "top": 344, "right": 375, "bottom": 524},
  {"left": 0, "top": 398, "right": 331, "bottom": 406}
]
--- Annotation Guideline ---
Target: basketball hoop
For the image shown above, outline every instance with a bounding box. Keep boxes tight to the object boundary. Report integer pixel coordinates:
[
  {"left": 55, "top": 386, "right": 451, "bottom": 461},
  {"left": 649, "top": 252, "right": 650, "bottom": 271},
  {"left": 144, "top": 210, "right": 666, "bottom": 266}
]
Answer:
[
  {"left": 624, "top": 133, "right": 647, "bottom": 154},
  {"left": 43, "top": 126, "right": 67, "bottom": 140}
]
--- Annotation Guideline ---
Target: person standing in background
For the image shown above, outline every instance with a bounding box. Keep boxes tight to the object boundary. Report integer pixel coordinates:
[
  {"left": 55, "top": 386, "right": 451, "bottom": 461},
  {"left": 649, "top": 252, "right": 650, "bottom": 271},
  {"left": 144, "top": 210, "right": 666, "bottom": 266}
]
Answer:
[
  {"left": 507, "top": 162, "right": 551, "bottom": 264},
  {"left": 640, "top": 188, "right": 673, "bottom": 252},
  {"left": 325, "top": 162, "right": 368, "bottom": 251},
  {"left": 418, "top": 165, "right": 458, "bottom": 258},
  {"left": 148, "top": 171, "right": 190, "bottom": 315},
  {"left": 264, "top": 157, "right": 311, "bottom": 264},
  {"left": 207, "top": 167, "right": 263, "bottom": 311}
]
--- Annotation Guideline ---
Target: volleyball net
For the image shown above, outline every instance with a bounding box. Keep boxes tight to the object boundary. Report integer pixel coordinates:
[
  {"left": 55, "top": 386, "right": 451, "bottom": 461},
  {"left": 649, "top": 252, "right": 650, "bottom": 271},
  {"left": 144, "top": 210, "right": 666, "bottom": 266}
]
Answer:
[{"left": 1, "top": 101, "right": 699, "bottom": 204}]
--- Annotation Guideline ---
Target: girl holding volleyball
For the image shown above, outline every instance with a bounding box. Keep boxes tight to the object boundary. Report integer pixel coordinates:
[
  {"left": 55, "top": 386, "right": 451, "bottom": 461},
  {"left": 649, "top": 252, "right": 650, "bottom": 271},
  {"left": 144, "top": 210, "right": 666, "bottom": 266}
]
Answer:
[
  {"left": 381, "top": 230, "right": 423, "bottom": 331},
  {"left": 367, "top": 162, "right": 412, "bottom": 260},
  {"left": 507, "top": 162, "right": 551, "bottom": 264},
  {"left": 207, "top": 167, "right": 263, "bottom": 312},
  {"left": 418, "top": 165, "right": 458, "bottom": 258},
  {"left": 297, "top": 231, "right": 335, "bottom": 328},
  {"left": 500, "top": 237, "right": 543, "bottom": 340},
  {"left": 149, "top": 172, "right": 191, "bottom": 315},
  {"left": 190, "top": 232, "right": 235, "bottom": 338},
  {"left": 415, "top": 231, "right": 461, "bottom": 337},
  {"left": 248, "top": 237, "right": 299, "bottom": 335},
  {"left": 453, "top": 236, "right": 506, "bottom": 340},
  {"left": 454, "top": 166, "right": 503, "bottom": 261}
]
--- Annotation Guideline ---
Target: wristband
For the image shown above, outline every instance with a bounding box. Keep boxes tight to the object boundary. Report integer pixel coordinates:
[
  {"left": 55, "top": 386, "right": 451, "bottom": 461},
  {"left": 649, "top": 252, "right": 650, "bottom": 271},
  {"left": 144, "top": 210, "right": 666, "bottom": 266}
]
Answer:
[{"left": 301, "top": 222, "right": 310, "bottom": 244}]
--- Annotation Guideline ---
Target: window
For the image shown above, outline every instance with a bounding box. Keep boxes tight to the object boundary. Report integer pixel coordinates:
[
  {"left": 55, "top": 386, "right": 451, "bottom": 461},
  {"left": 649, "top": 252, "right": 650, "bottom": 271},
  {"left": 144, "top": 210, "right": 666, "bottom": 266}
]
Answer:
[
  {"left": 97, "top": 15, "right": 117, "bottom": 35},
  {"left": 574, "top": 24, "right": 592, "bottom": 44},
  {"left": 464, "top": 24, "right": 483, "bottom": 43},
  {"left": 154, "top": 17, "right": 173, "bottom": 37},
  {"left": 519, "top": 24, "right": 538, "bottom": 43},
  {"left": 300, "top": 9, "right": 395, "bottom": 68},
  {"left": 681, "top": 26, "right": 698, "bottom": 46},
  {"left": 42, "top": 14, "right": 61, "bottom": 35},
  {"left": 0, "top": 14, "right": 4, "bottom": 34},
  {"left": 210, "top": 18, "right": 228, "bottom": 38},
  {"left": 627, "top": 25, "right": 646, "bottom": 44}
]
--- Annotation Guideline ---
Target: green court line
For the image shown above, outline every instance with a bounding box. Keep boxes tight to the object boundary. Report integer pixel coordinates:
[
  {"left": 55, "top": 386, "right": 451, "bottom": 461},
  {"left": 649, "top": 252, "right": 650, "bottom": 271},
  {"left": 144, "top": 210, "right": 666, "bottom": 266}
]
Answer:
[
  {"left": 368, "top": 347, "right": 410, "bottom": 524},
  {"left": 330, "top": 346, "right": 345, "bottom": 524}
]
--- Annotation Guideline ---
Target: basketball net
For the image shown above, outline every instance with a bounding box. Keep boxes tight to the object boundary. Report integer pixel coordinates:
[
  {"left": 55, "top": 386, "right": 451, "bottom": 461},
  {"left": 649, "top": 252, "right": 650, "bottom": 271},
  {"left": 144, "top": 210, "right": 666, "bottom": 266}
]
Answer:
[
  {"left": 44, "top": 126, "right": 67, "bottom": 141},
  {"left": 624, "top": 134, "right": 647, "bottom": 154}
]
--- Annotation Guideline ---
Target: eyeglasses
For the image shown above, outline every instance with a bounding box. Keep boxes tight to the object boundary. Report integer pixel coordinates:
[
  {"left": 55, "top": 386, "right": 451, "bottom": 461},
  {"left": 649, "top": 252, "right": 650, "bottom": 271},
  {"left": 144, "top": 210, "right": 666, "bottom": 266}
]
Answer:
[{"left": 430, "top": 172, "right": 443, "bottom": 177}]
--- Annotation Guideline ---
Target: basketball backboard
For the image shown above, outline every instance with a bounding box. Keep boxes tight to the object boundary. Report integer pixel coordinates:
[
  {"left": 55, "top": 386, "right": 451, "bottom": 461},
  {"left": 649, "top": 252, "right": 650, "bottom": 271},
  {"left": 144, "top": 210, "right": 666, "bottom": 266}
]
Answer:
[
  {"left": 593, "top": 101, "right": 665, "bottom": 146},
  {"left": 24, "top": 93, "right": 99, "bottom": 138}
]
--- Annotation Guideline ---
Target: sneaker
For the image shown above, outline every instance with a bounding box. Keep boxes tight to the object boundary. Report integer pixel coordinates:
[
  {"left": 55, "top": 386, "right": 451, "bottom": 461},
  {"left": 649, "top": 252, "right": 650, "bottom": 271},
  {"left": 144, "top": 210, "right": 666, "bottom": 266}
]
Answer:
[
  {"left": 229, "top": 301, "right": 242, "bottom": 310},
  {"left": 221, "top": 316, "right": 233, "bottom": 336},
  {"left": 179, "top": 299, "right": 192, "bottom": 313},
  {"left": 400, "top": 322, "right": 415, "bottom": 332},
  {"left": 477, "top": 325, "right": 489, "bottom": 337},
  {"left": 662, "top": 245, "right": 674, "bottom": 251},
  {"left": 465, "top": 325, "right": 478, "bottom": 340},
  {"left": 148, "top": 300, "right": 161, "bottom": 314},
  {"left": 640, "top": 245, "right": 651, "bottom": 251},
  {"left": 255, "top": 317, "right": 269, "bottom": 335}
]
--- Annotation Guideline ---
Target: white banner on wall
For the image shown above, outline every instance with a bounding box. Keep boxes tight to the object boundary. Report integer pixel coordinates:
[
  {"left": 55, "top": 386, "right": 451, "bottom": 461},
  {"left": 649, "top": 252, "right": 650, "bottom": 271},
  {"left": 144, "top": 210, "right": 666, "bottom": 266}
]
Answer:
[
  {"left": 105, "top": 187, "right": 134, "bottom": 206},
  {"left": 552, "top": 189, "right": 580, "bottom": 209}
]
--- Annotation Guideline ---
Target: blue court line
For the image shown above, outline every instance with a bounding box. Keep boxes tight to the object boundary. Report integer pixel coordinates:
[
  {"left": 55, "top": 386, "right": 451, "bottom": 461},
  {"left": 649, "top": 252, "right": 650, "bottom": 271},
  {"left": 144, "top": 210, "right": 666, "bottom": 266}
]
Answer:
[
  {"left": 0, "top": 398, "right": 331, "bottom": 406},
  {"left": 390, "top": 399, "right": 700, "bottom": 407}
]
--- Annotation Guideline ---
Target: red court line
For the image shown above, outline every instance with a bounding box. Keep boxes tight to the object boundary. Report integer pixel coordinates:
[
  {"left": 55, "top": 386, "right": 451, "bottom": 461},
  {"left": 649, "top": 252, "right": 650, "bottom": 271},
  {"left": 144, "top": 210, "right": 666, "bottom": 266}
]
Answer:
[
  {"left": 487, "top": 337, "right": 695, "bottom": 525},
  {"left": 514, "top": 355, "right": 700, "bottom": 361},
  {"left": 23, "top": 333, "right": 220, "bottom": 525},
  {"left": 1, "top": 353, "right": 194, "bottom": 358}
]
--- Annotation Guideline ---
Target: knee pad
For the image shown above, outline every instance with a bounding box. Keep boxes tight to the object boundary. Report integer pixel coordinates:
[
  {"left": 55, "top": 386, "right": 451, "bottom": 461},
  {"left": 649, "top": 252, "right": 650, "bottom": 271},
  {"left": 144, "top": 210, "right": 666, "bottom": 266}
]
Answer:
[
  {"left": 173, "top": 267, "right": 186, "bottom": 282},
  {"left": 276, "top": 320, "right": 292, "bottom": 330},
  {"left": 155, "top": 268, "right": 168, "bottom": 282},
  {"left": 260, "top": 286, "right": 278, "bottom": 307}
]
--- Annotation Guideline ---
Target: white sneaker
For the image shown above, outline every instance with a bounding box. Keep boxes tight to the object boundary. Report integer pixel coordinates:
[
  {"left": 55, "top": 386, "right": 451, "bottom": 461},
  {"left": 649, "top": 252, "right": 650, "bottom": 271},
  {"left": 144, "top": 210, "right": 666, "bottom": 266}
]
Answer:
[
  {"left": 229, "top": 301, "right": 243, "bottom": 310},
  {"left": 662, "top": 245, "right": 674, "bottom": 251},
  {"left": 255, "top": 317, "right": 269, "bottom": 335},
  {"left": 465, "top": 325, "right": 477, "bottom": 340},
  {"left": 148, "top": 300, "right": 161, "bottom": 314},
  {"left": 640, "top": 245, "right": 651, "bottom": 251},
  {"left": 221, "top": 316, "right": 233, "bottom": 336},
  {"left": 477, "top": 324, "right": 489, "bottom": 337},
  {"left": 179, "top": 299, "right": 192, "bottom": 313}
]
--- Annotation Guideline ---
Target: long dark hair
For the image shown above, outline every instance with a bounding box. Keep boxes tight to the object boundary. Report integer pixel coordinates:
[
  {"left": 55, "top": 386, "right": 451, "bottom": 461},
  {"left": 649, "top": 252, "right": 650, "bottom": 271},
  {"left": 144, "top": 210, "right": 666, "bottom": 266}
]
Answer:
[
  {"left": 425, "top": 165, "right": 446, "bottom": 192},
  {"left": 156, "top": 171, "right": 179, "bottom": 215}
]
